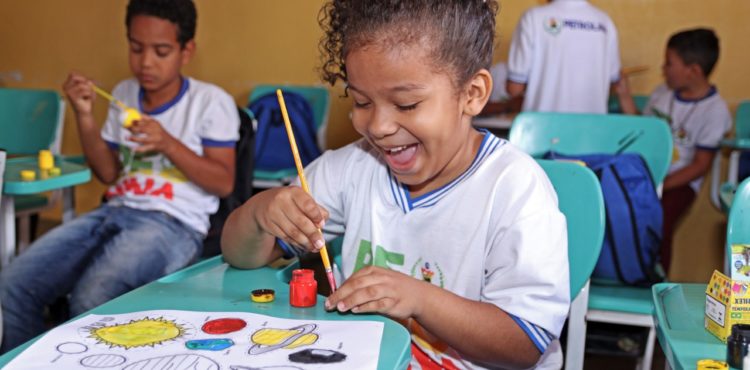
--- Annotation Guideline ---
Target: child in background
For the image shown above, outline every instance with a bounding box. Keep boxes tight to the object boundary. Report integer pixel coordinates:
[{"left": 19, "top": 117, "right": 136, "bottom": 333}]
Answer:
[
  {"left": 506, "top": 0, "right": 621, "bottom": 113},
  {"left": 0, "top": 0, "right": 239, "bottom": 352},
  {"left": 616, "top": 28, "right": 731, "bottom": 273},
  {"left": 222, "top": 1, "right": 569, "bottom": 368}
]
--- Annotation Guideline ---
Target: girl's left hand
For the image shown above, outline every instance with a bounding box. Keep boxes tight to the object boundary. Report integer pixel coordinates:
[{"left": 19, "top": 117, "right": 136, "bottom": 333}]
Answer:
[
  {"left": 128, "top": 116, "right": 177, "bottom": 153},
  {"left": 324, "top": 266, "right": 429, "bottom": 320}
]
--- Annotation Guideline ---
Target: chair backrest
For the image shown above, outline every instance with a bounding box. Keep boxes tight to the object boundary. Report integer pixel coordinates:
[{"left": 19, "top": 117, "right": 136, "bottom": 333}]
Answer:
[
  {"left": 509, "top": 112, "right": 673, "bottom": 187},
  {"left": 537, "top": 159, "right": 605, "bottom": 298},
  {"left": 727, "top": 177, "right": 750, "bottom": 247},
  {"left": 608, "top": 94, "right": 649, "bottom": 114},
  {"left": 0, "top": 88, "right": 64, "bottom": 155},
  {"left": 248, "top": 84, "right": 330, "bottom": 149},
  {"left": 735, "top": 100, "right": 750, "bottom": 140},
  {"left": 0, "top": 149, "right": 5, "bottom": 203}
]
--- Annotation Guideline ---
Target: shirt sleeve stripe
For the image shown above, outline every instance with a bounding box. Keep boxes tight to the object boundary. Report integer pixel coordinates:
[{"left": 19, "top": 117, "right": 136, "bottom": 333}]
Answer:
[
  {"left": 201, "top": 138, "right": 236, "bottom": 147},
  {"left": 509, "top": 314, "right": 553, "bottom": 353}
]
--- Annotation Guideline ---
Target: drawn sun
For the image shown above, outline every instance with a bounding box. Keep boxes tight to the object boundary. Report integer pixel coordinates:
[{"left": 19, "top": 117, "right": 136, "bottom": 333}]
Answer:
[{"left": 88, "top": 317, "right": 188, "bottom": 350}]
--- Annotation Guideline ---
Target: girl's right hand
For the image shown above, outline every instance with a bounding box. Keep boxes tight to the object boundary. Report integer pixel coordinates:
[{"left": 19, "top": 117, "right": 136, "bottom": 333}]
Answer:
[
  {"left": 62, "top": 72, "right": 95, "bottom": 115},
  {"left": 252, "top": 186, "right": 329, "bottom": 253}
]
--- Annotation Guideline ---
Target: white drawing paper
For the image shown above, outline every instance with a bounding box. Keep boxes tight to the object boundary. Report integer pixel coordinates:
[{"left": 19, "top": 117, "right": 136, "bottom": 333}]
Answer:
[{"left": 4, "top": 309, "right": 384, "bottom": 370}]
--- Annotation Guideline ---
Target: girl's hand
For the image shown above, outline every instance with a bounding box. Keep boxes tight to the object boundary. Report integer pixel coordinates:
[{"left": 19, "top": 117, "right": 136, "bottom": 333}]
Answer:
[
  {"left": 325, "top": 266, "right": 428, "bottom": 320},
  {"left": 127, "top": 116, "right": 177, "bottom": 154},
  {"left": 62, "top": 72, "right": 95, "bottom": 115},
  {"left": 252, "top": 187, "right": 329, "bottom": 253}
]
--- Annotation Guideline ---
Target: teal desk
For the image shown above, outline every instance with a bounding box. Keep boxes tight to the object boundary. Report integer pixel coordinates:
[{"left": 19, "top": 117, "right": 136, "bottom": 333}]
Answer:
[
  {"left": 652, "top": 283, "right": 733, "bottom": 369},
  {"left": 0, "top": 256, "right": 412, "bottom": 369},
  {"left": 1, "top": 156, "right": 91, "bottom": 267}
]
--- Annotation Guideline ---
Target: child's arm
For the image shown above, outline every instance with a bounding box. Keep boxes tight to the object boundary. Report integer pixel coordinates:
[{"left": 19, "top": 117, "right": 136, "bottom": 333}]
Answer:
[
  {"left": 663, "top": 149, "right": 714, "bottom": 190},
  {"left": 326, "top": 267, "right": 541, "bottom": 368},
  {"left": 613, "top": 74, "right": 639, "bottom": 115},
  {"left": 222, "top": 187, "right": 329, "bottom": 269},
  {"left": 127, "top": 117, "right": 234, "bottom": 197},
  {"left": 63, "top": 72, "right": 121, "bottom": 184}
]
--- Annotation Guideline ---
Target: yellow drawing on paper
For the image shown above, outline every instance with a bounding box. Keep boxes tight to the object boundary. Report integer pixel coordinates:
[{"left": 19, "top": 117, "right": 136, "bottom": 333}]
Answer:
[
  {"left": 248, "top": 324, "right": 318, "bottom": 355},
  {"left": 88, "top": 317, "right": 187, "bottom": 349}
]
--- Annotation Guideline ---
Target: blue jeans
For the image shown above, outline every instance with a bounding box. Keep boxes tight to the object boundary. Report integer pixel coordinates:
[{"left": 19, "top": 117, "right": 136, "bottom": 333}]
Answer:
[{"left": 0, "top": 205, "right": 202, "bottom": 352}]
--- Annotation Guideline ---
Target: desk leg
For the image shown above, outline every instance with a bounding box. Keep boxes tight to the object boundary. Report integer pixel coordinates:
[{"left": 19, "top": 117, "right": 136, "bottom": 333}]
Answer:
[
  {"left": 0, "top": 197, "right": 16, "bottom": 268},
  {"left": 62, "top": 187, "right": 75, "bottom": 223}
]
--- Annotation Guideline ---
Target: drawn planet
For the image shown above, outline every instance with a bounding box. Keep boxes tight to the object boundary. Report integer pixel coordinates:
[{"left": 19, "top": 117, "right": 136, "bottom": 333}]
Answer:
[
  {"left": 185, "top": 338, "right": 234, "bottom": 351},
  {"left": 79, "top": 354, "right": 127, "bottom": 368},
  {"left": 248, "top": 324, "right": 318, "bottom": 355},
  {"left": 201, "top": 318, "right": 247, "bottom": 334},
  {"left": 289, "top": 348, "right": 347, "bottom": 364},
  {"left": 89, "top": 317, "right": 186, "bottom": 349},
  {"left": 56, "top": 342, "right": 88, "bottom": 354},
  {"left": 122, "top": 354, "right": 218, "bottom": 370}
]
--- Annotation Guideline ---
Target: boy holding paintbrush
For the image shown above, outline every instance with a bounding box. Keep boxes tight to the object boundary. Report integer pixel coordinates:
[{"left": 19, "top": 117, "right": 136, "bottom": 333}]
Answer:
[{"left": 0, "top": 0, "right": 238, "bottom": 353}]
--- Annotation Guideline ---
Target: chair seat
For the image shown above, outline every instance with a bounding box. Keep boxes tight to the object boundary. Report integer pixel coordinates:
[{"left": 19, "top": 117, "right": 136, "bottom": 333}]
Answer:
[
  {"left": 588, "top": 284, "right": 654, "bottom": 315},
  {"left": 253, "top": 168, "right": 298, "bottom": 181},
  {"left": 14, "top": 194, "right": 49, "bottom": 212}
]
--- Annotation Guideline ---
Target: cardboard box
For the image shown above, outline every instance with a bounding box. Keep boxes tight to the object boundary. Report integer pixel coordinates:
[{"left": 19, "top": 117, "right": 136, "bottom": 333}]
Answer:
[
  {"left": 705, "top": 270, "right": 750, "bottom": 342},
  {"left": 730, "top": 244, "right": 750, "bottom": 281}
]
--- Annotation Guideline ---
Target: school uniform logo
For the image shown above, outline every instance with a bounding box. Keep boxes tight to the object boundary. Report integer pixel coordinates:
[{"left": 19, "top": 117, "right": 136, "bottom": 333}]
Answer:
[
  {"left": 544, "top": 17, "right": 608, "bottom": 35},
  {"left": 411, "top": 259, "right": 445, "bottom": 288},
  {"left": 544, "top": 17, "right": 562, "bottom": 35}
]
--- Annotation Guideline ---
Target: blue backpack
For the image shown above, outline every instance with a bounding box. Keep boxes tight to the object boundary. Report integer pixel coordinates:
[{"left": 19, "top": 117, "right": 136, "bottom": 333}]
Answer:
[
  {"left": 546, "top": 152, "right": 664, "bottom": 286},
  {"left": 249, "top": 91, "right": 321, "bottom": 172}
]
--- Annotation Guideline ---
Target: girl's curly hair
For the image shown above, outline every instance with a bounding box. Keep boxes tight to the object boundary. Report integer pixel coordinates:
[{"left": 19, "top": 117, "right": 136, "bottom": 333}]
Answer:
[{"left": 318, "top": 0, "right": 498, "bottom": 89}]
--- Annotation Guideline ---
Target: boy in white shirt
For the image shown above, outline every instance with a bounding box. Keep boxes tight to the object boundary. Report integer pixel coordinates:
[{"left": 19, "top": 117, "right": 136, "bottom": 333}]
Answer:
[
  {"left": 0, "top": 0, "right": 239, "bottom": 352},
  {"left": 616, "top": 28, "right": 731, "bottom": 273}
]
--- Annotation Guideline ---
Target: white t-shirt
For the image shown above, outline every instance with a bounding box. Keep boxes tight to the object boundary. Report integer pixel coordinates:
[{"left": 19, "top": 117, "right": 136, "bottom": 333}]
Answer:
[
  {"left": 508, "top": 0, "right": 620, "bottom": 113},
  {"left": 644, "top": 84, "right": 731, "bottom": 192},
  {"left": 299, "top": 133, "right": 569, "bottom": 369},
  {"left": 489, "top": 62, "right": 510, "bottom": 103},
  {"left": 101, "top": 77, "right": 240, "bottom": 234}
]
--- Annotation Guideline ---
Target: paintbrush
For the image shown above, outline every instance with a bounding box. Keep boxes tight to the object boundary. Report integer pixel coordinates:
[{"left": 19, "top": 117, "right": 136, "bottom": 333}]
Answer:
[{"left": 276, "top": 89, "right": 337, "bottom": 293}]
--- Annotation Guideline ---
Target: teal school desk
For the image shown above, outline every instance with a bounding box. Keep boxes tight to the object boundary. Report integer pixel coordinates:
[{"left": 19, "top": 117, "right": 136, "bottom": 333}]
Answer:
[
  {"left": 652, "top": 283, "right": 735, "bottom": 369},
  {"left": 0, "top": 256, "right": 412, "bottom": 369},
  {"left": 1, "top": 155, "right": 91, "bottom": 268}
]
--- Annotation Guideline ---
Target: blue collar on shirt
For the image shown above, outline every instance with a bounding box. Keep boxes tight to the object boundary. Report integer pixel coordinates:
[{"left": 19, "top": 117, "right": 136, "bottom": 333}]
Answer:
[
  {"left": 673, "top": 85, "right": 717, "bottom": 103},
  {"left": 388, "top": 130, "right": 505, "bottom": 213},
  {"left": 138, "top": 77, "right": 190, "bottom": 115}
]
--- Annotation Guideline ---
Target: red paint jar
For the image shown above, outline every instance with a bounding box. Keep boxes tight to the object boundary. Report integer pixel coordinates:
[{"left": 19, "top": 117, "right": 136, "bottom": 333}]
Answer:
[{"left": 290, "top": 269, "right": 317, "bottom": 307}]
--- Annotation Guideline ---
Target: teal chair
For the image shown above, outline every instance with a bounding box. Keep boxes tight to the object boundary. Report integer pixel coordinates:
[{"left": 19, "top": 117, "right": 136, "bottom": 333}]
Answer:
[
  {"left": 510, "top": 112, "right": 672, "bottom": 370},
  {"left": 710, "top": 100, "right": 750, "bottom": 211},
  {"left": 537, "top": 160, "right": 605, "bottom": 370},
  {"left": 725, "top": 177, "right": 750, "bottom": 275},
  {"left": 608, "top": 94, "right": 650, "bottom": 114},
  {"left": 247, "top": 84, "right": 330, "bottom": 188},
  {"left": 0, "top": 87, "right": 67, "bottom": 251}
]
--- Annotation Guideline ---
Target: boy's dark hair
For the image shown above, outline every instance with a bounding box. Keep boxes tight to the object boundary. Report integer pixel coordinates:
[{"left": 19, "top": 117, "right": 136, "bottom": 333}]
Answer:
[
  {"left": 318, "top": 0, "right": 498, "bottom": 89},
  {"left": 126, "top": 0, "right": 197, "bottom": 47},
  {"left": 667, "top": 28, "right": 719, "bottom": 77}
]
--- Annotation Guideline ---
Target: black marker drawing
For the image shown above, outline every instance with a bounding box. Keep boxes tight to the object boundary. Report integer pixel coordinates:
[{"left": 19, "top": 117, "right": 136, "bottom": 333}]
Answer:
[
  {"left": 79, "top": 354, "right": 126, "bottom": 368},
  {"left": 52, "top": 342, "right": 88, "bottom": 363},
  {"left": 122, "top": 354, "right": 218, "bottom": 370}
]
